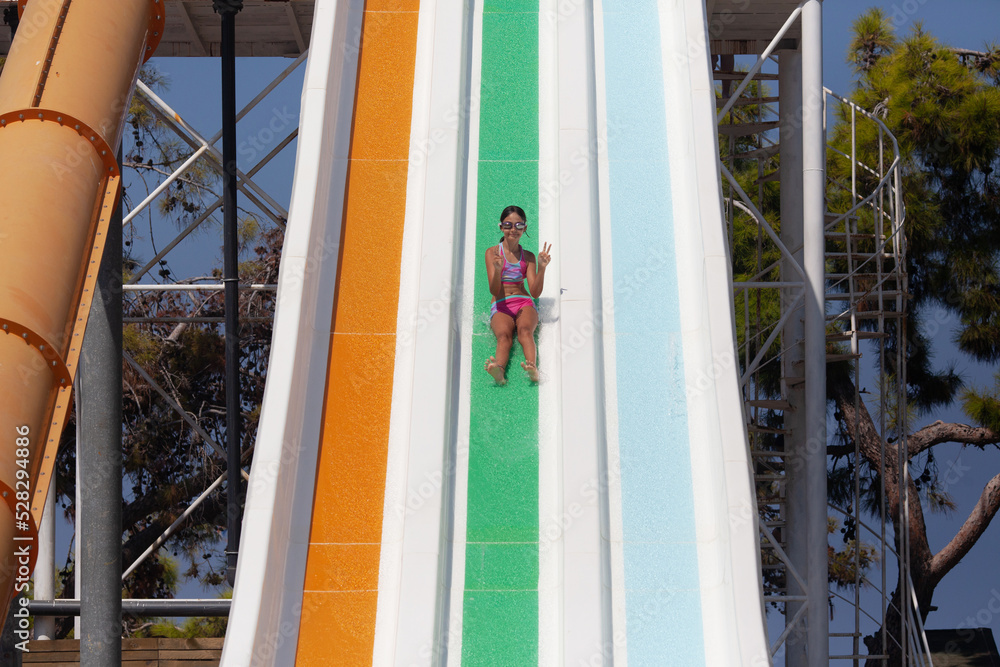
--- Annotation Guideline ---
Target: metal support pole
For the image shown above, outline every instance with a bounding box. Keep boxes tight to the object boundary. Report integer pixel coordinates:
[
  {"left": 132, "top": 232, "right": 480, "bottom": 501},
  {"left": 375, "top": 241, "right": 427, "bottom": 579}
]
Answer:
[
  {"left": 33, "top": 477, "right": 56, "bottom": 640},
  {"left": 779, "top": 46, "right": 809, "bottom": 667},
  {"left": 214, "top": 0, "right": 244, "bottom": 588},
  {"left": 74, "top": 410, "right": 80, "bottom": 639},
  {"left": 79, "top": 151, "right": 123, "bottom": 667},
  {"left": 30, "top": 599, "right": 231, "bottom": 617},
  {"left": 802, "top": 1, "right": 829, "bottom": 664}
]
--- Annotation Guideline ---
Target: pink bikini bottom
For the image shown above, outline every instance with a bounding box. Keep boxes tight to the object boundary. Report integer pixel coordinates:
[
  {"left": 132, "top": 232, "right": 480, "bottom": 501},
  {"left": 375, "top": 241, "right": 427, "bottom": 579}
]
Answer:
[{"left": 490, "top": 295, "right": 536, "bottom": 319}]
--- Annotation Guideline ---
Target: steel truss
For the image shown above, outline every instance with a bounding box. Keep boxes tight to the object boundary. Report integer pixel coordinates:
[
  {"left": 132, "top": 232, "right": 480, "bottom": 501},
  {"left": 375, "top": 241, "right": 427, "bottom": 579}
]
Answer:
[
  {"left": 120, "top": 53, "right": 302, "bottom": 590},
  {"left": 715, "top": 9, "right": 931, "bottom": 665}
]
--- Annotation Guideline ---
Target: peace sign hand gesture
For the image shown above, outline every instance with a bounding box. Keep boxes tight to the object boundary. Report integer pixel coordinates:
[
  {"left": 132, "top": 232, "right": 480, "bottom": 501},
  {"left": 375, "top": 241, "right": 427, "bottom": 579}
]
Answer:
[
  {"left": 537, "top": 242, "right": 552, "bottom": 270},
  {"left": 492, "top": 247, "right": 505, "bottom": 272}
]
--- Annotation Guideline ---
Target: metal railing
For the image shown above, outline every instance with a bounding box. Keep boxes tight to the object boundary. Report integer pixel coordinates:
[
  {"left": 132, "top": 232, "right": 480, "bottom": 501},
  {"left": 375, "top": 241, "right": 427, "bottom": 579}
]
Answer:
[
  {"left": 720, "top": 60, "right": 929, "bottom": 662},
  {"left": 823, "top": 86, "right": 923, "bottom": 665}
]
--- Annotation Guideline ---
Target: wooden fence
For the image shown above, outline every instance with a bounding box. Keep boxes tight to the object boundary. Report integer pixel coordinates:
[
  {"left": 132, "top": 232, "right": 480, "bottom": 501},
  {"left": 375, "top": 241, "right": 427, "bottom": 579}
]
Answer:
[{"left": 21, "top": 637, "right": 224, "bottom": 666}]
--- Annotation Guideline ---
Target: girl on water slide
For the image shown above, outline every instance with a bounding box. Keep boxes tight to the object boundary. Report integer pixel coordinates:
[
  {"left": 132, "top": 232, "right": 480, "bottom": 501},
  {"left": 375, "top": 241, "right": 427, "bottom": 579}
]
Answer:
[{"left": 483, "top": 205, "right": 552, "bottom": 385}]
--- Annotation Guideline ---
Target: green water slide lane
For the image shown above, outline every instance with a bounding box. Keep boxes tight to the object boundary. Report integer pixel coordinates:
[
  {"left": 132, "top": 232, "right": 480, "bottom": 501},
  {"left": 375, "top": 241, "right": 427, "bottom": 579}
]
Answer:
[{"left": 462, "top": 2, "right": 540, "bottom": 664}]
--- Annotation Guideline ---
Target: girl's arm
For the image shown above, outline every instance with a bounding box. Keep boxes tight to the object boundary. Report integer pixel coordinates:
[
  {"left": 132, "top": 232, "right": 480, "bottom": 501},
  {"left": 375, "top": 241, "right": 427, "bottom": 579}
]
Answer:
[
  {"left": 526, "top": 243, "right": 553, "bottom": 297},
  {"left": 486, "top": 246, "right": 506, "bottom": 299}
]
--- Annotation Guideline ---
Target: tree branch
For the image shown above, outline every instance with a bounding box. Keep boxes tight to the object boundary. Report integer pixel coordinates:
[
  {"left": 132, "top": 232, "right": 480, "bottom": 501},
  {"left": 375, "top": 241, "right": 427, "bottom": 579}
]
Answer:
[
  {"left": 929, "top": 473, "right": 1000, "bottom": 584},
  {"left": 906, "top": 420, "right": 1000, "bottom": 458},
  {"left": 830, "top": 371, "right": 935, "bottom": 568}
]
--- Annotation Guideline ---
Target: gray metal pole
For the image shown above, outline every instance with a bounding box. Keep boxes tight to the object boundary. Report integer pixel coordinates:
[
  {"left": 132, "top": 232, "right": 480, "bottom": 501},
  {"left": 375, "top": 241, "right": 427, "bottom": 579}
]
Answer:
[
  {"left": 78, "top": 157, "right": 123, "bottom": 666},
  {"left": 802, "top": 1, "right": 829, "bottom": 663},
  {"left": 30, "top": 599, "right": 231, "bottom": 617},
  {"left": 74, "top": 384, "right": 81, "bottom": 639},
  {"left": 779, "top": 46, "right": 809, "bottom": 667}
]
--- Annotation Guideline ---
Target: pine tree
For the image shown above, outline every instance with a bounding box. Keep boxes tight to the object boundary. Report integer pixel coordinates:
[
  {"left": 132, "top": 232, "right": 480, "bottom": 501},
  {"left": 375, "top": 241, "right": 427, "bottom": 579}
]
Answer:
[{"left": 828, "top": 10, "right": 1000, "bottom": 664}]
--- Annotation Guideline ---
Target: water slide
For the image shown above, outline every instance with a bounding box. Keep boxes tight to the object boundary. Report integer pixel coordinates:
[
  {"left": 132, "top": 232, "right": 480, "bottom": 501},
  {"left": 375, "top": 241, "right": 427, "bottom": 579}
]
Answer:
[
  {"left": 0, "top": 0, "right": 161, "bottom": 626},
  {"left": 223, "top": 1, "right": 769, "bottom": 664}
]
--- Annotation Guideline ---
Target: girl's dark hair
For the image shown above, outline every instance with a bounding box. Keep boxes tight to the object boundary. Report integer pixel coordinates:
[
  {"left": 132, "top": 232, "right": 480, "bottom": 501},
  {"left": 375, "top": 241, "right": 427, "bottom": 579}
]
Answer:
[
  {"left": 498, "top": 205, "right": 529, "bottom": 241},
  {"left": 500, "top": 205, "right": 526, "bottom": 222}
]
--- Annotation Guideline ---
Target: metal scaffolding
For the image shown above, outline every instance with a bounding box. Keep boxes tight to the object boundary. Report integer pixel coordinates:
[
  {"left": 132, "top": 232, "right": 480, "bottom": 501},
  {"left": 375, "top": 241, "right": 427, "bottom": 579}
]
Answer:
[
  {"left": 714, "top": 3, "right": 930, "bottom": 663},
  {"left": 30, "top": 52, "right": 304, "bottom": 630}
]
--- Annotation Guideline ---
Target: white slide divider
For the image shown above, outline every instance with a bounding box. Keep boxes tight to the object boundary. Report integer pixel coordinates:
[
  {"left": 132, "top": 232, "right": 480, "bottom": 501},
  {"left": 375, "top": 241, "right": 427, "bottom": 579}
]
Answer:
[
  {"left": 220, "top": 1, "right": 362, "bottom": 664},
  {"left": 375, "top": 2, "right": 473, "bottom": 665},
  {"left": 552, "top": 2, "right": 612, "bottom": 665},
  {"left": 537, "top": 1, "right": 562, "bottom": 664},
  {"left": 664, "top": 0, "right": 771, "bottom": 664}
]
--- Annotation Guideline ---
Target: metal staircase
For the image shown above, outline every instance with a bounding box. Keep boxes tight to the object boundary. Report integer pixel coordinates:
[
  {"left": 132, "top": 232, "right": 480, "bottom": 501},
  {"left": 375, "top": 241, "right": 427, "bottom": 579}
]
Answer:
[{"left": 716, "top": 49, "right": 928, "bottom": 663}]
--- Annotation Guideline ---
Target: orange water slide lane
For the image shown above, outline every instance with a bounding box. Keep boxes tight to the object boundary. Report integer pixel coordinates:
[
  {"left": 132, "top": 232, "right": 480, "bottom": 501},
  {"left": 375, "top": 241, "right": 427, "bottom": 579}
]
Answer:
[{"left": 294, "top": 1, "right": 420, "bottom": 664}]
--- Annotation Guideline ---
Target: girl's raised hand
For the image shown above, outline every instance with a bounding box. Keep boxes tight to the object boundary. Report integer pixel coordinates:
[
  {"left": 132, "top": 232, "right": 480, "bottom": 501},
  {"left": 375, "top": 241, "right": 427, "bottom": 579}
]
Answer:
[
  {"left": 492, "top": 247, "right": 504, "bottom": 271},
  {"left": 537, "top": 242, "right": 552, "bottom": 269}
]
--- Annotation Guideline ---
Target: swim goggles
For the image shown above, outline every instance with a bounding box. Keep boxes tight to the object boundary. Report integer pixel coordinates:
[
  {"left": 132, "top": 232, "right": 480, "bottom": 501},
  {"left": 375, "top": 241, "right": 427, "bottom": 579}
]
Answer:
[{"left": 500, "top": 221, "right": 527, "bottom": 230}]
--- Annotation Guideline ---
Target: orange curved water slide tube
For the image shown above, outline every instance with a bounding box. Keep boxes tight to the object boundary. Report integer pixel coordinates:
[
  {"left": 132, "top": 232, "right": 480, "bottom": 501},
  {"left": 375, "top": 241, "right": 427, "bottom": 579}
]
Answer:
[{"left": 0, "top": 0, "right": 162, "bottom": 625}]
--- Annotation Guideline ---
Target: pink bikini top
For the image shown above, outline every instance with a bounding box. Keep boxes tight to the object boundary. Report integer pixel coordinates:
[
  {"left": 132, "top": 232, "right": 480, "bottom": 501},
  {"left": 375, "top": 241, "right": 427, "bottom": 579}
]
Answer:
[{"left": 499, "top": 243, "right": 527, "bottom": 284}]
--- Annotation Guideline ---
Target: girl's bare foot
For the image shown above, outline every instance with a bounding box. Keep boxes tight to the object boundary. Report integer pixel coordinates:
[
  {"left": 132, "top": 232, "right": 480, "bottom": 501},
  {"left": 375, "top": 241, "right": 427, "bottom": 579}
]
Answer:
[
  {"left": 485, "top": 356, "right": 506, "bottom": 385},
  {"left": 521, "top": 360, "right": 539, "bottom": 383}
]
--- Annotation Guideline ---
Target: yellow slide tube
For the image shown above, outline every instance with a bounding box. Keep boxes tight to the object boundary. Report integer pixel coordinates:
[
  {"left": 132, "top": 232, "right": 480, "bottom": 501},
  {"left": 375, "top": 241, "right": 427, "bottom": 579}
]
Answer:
[{"left": 0, "top": 0, "right": 162, "bottom": 625}]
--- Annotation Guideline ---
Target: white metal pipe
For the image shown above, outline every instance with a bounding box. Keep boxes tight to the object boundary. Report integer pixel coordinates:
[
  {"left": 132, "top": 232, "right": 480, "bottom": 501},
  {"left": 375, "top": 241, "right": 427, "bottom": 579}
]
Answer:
[
  {"left": 739, "top": 291, "right": 804, "bottom": 386},
  {"left": 122, "top": 472, "right": 228, "bottom": 580},
  {"left": 721, "top": 164, "right": 806, "bottom": 281},
  {"left": 824, "top": 87, "right": 900, "bottom": 155},
  {"left": 124, "top": 121, "right": 304, "bottom": 279},
  {"left": 206, "top": 50, "right": 308, "bottom": 146},
  {"left": 136, "top": 82, "right": 289, "bottom": 219},
  {"left": 33, "top": 476, "right": 56, "bottom": 639},
  {"left": 771, "top": 604, "right": 809, "bottom": 658},
  {"left": 247, "top": 128, "right": 298, "bottom": 178},
  {"left": 759, "top": 522, "right": 808, "bottom": 593},
  {"left": 137, "top": 98, "right": 290, "bottom": 226},
  {"left": 126, "top": 200, "right": 222, "bottom": 283},
  {"left": 716, "top": 0, "right": 806, "bottom": 122},
  {"left": 802, "top": 2, "right": 829, "bottom": 665},
  {"left": 122, "top": 144, "right": 210, "bottom": 227},
  {"left": 851, "top": 105, "right": 858, "bottom": 203}
]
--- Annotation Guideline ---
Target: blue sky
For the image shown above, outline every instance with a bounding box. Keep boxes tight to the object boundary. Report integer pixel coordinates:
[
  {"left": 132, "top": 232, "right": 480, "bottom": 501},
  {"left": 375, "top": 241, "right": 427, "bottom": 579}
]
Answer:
[{"left": 91, "top": 0, "right": 1000, "bottom": 651}]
